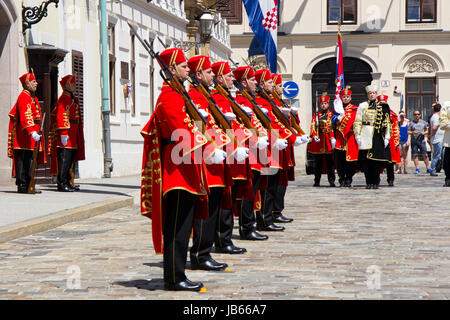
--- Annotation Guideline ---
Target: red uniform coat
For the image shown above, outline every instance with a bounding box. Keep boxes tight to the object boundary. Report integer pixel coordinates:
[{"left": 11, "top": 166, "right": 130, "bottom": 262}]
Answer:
[
  {"left": 390, "top": 110, "right": 401, "bottom": 163},
  {"left": 48, "top": 91, "right": 86, "bottom": 175},
  {"left": 140, "top": 83, "right": 210, "bottom": 253},
  {"left": 7, "top": 90, "right": 46, "bottom": 177},
  {"left": 307, "top": 109, "right": 335, "bottom": 154},
  {"left": 335, "top": 104, "right": 359, "bottom": 161}
]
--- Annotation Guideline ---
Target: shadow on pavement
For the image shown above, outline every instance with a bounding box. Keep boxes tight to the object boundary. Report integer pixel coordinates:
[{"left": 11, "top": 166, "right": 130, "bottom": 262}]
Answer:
[{"left": 113, "top": 278, "right": 164, "bottom": 291}]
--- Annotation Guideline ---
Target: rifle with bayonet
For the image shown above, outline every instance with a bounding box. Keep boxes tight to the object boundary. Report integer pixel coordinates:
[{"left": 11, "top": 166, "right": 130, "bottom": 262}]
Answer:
[
  {"left": 272, "top": 89, "right": 306, "bottom": 135},
  {"left": 213, "top": 82, "right": 259, "bottom": 136},
  {"left": 127, "top": 22, "right": 208, "bottom": 134},
  {"left": 28, "top": 113, "right": 45, "bottom": 194},
  {"left": 256, "top": 84, "right": 298, "bottom": 136}
]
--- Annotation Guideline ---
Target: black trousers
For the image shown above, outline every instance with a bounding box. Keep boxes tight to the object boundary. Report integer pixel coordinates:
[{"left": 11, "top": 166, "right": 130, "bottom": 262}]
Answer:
[
  {"left": 163, "top": 190, "right": 197, "bottom": 284},
  {"left": 273, "top": 185, "right": 287, "bottom": 219},
  {"left": 359, "top": 150, "right": 382, "bottom": 186},
  {"left": 215, "top": 182, "right": 240, "bottom": 249},
  {"left": 259, "top": 170, "right": 280, "bottom": 227},
  {"left": 334, "top": 149, "right": 356, "bottom": 185},
  {"left": 444, "top": 147, "right": 450, "bottom": 182},
  {"left": 313, "top": 153, "right": 335, "bottom": 184},
  {"left": 191, "top": 187, "right": 223, "bottom": 264},
  {"left": 57, "top": 148, "right": 76, "bottom": 187},
  {"left": 15, "top": 149, "right": 34, "bottom": 190},
  {"left": 237, "top": 170, "right": 261, "bottom": 235},
  {"left": 386, "top": 162, "right": 395, "bottom": 183}
]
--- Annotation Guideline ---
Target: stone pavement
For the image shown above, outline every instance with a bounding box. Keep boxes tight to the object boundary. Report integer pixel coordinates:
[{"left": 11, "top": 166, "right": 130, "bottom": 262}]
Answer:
[{"left": 0, "top": 171, "right": 449, "bottom": 300}]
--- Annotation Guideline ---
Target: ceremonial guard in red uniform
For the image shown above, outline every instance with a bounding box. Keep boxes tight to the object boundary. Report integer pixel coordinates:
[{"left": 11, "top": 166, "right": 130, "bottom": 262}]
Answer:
[
  {"left": 307, "top": 93, "right": 336, "bottom": 187},
  {"left": 48, "top": 75, "right": 85, "bottom": 192},
  {"left": 333, "top": 87, "right": 359, "bottom": 187},
  {"left": 378, "top": 94, "right": 400, "bottom": 186},
  {"left": 210, "top": 61, "right": 254, "bottom": 254},
  {"left": 253, "top": 69, "right": 299, "bottom": 232},
  {"left": 270, "top": 73, "right": 309, "bottom": 223},
  {"left": 8, "top": 73, "right": 46, "bottom": 193},
  {"left": 140, "top": 48, "right": 211, "bottom": 291},
  {"left": 233, "top": 66, "right": 271, "bottom": 241},
  {"left": 354, "top": 83, "right": 392, "bottom": 189},
  {"left": 187, "top": 55, "right": 245, "bottom": 271}
]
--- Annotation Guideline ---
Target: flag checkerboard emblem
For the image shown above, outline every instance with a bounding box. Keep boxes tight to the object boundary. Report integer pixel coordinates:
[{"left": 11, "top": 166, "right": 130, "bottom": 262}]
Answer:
[{"left": 262, "top": 7, "right": 277, "bottom": 31}]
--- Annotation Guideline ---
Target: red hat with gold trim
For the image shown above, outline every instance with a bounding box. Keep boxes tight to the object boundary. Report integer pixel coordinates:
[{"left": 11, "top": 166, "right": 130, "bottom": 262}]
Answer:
[
  {"left": 272, "top": 73, "right": 282, "bottom": 85},
  {"left": 60, "top": 74, "right": 76, "bottom": 88},
  {"left": 318, "top": 92, "right": 330, "bottom": 103},
  {"left": 158, "top": 48, "right": 186, "bottom": 67},
  {"left": 187, "top": 55, "right": 212, "bottom": 73},
  {"left": 211, "top": 61, "right": 232, "bottom": 76},
  {"left": 254, "top": 69, "right": 271, "bottom": 83},
  {"left": 233, "top": 66, "right": 255, "bottom": 81},
  {"left": 377, "top": 93, "right": 388, "bottom": 102},
  {"left": 340, "top": 86, "right": 352, "bottom": 96},
  {"left": 19, "top": 72, "right": 36, "bottom": 84}
]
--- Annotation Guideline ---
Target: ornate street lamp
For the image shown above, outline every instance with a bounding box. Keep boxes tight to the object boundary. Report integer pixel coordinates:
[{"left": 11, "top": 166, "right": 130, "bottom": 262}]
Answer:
[
  {"left": 199, "top": 10, "right": 215, "bottom": 43},
  {"left": 22, "top": 0, "right": 59, "bottom": 34}
]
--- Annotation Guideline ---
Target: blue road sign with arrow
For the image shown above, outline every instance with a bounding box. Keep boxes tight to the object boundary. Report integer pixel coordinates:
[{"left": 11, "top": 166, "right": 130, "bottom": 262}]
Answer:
[{"left": 283, "top": 81, "right": 299, "bottom": 99}]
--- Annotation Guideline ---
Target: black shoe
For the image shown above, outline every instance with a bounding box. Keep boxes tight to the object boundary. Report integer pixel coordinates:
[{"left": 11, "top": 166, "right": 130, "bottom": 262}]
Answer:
[
  {"left": 313, "top": 182, "right": 320, "bottom": 187},
  {"left": 17, "top": 187, "right": 28, "bottom": 193},
  {"left": 215, "top": 245, "right": 247, "bottom": 254},
  {"left": 387, "top": 180, "right": 394, "bottom": 187},
  {"left": 191, "top": 258, "right": 228, "bottom": 271},
  {"left": 373, "top": 184, "right": 379, "bottom": 189},
  {"left": 257, "top": 223, "right": 285, "bottom": 232},
  {"left": 329, "top": 182, "right": 336, "bottom": 187},
  {"left": 366, "top": 184, "right": 372, "bottom": 189},
  {"left": 72, "top": 184, "right": 81, "bottom": 191},
  {"left": 58, "top": 184, "right": 75, "bottom": 192},
  {"left": 430, "top": 172, "right": 438, "bottom": 177},
  {"left": 274, "top": 215, "right": 293, "bottom": 223},
  {"left": 34, "top": 189, "right": 42, "bottom": 194},
  {"left": 444, "top": 180, "right": 450, "bottom": 187},
  {"left": 164, "top": 279, "right": 203, "bottom": 292},
  {"left": 240, "top": 231, "right": 268, "bottom": 241}
]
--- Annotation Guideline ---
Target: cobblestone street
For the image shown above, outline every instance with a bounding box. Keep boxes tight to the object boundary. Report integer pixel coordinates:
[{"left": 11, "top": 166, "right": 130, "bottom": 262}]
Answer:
[{"left": 0, "top": 172, "right": 449, "bottom": 300}]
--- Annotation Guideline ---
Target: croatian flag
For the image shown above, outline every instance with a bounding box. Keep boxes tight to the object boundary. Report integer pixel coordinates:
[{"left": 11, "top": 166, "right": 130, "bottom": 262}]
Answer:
[
  {"left": 333, "top": 33, "right": 345, "bottom": 119},
  {"left": 243, "top": 0, "right": 278, "bottom": 74}
]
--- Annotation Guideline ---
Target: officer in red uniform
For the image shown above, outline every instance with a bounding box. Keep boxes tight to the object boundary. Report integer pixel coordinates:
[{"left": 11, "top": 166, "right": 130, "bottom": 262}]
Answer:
[
  {"left": 140, "top": 48, "right": 211, "bottom": 291},
  {"left": 7, "top": 73, "right": 46, "bottom": 193},
  {"left": 48, "top": 75, "right": 85, "bottom": 192},
  {"left": 233, "top": 66, "right": 271, "bottom": 241},
  {"left": 307, "top": 92, "right": 336, "bottom": 187},
  {"left": 187, "top": 55, "right": 246, "bottom": 271},
  {"left": 333, "top": 87, "right": 359, "bottom": 187},
  {"left": 210, "top": 61, "right": 254, "bottom": 254},
  {"left": 254, "top": 69, "right": 299, "bottom": 232}
]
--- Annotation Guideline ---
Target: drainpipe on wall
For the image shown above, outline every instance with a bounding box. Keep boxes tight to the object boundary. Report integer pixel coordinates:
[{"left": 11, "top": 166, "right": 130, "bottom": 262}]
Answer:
[{"left": 99, "top": 0, "right": 113, "bottom": 178}]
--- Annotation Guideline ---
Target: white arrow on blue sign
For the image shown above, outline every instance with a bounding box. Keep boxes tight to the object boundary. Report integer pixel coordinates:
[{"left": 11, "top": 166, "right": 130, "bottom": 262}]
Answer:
[{"left": 283, "top": 81, "right": 299, "bottom": 98}]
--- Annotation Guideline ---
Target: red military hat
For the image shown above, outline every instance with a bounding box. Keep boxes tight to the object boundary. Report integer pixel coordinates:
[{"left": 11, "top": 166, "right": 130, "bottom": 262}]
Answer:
[
  {"left": 340, "top": 86, "right": 352, "bottom": 96},
  {"left": 211, "top": 61, "right": 232, "bottom": 77},
  {"left": 187, "top": 55, "right": 212, "bottom": 73},
  {"left": 318, "top": 92, "right": 330, "bottom": 103},
  {"left": 19, "top": 72, "right": 36, "bottom": 84},
  {"left": 60, "top": 74, "right": 76, "bottom": 88},
  {"left": 232, "top": 66, "right": 255, "bottom": 81},
  {"left": 158, "top": 48, "right": 186, "bottom": 67},
  {"left": 272, "top": 73, "right": 282, "bottom": 85},
  {"left": 254, "top": 69, "right": 271, "bottom": 83},
  {"left": 377, "top": 94, "right": 388, "bottom": 102}
]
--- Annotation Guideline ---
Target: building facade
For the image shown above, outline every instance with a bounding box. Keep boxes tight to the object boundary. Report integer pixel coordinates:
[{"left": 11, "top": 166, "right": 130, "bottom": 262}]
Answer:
[{"left": 222, "top": 0, "right": 450, "bottom": 166}]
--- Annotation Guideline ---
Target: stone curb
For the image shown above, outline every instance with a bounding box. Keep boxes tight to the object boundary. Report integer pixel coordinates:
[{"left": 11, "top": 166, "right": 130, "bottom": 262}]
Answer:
[{"left": 0, "top": 196, "right": 136, "bottom": 244}]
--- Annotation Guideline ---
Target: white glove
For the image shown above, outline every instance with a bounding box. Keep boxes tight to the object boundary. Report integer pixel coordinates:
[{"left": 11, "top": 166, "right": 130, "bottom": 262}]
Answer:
[
  {"left": 337, "top": 114, "right": 344, "bottom": 121},
  {"left": 198, "top": 109, "right": 209, "bottom": 118},
  {"left": 384, "top": 139, "right": 390, "bottom": 148},
  {"left": 61, "top": 135, "right": 69, "bottom": 146},
  {"left": 281, "top": 108, "right": 291, "bottom": 116},
  {"left": 31, "top": 131, "right": 41, "bottom": 142},
  {"left": 208, "top": 149, "right": 227, "bottom": 164},
  {"left": 242, "top": 106, "right": 253, "bottom": 115},
  {"left": 356, "top": 137, "right": 361, "bottom": 147},
  {"left": 257, "top": 136, "right": 270, "bottom": 150},
  {"left": 313, "top": 136, "right": 320, "bottom": 143},
  {"left": 330, "top": 138, "right": 336, "bottom": 149},
  {"left": 274, "top": 139, "right": 288, "bottom": 150},
  {"left": 291, "top": 107, "right": 299, "bottom": 114},
  {"left": 294, "top": 136, "right": 305, "bottom": 147},
  {"left": 224, "top": 112, "right": 236, "bottom": 121},
  {"left": 301, "top": 135, "right": 311, "bottom": 144},
  {"left": 261, "top": 108, "right": 269, "bottom": 115},
  {"left": 234, "top": 147, "right": 249, "bottom": 162}
]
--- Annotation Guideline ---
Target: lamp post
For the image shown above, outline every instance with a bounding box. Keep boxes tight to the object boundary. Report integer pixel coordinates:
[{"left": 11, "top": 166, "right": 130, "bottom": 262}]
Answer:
[{"left": 22, "top": 0, "right": 59, "bottom": 34}]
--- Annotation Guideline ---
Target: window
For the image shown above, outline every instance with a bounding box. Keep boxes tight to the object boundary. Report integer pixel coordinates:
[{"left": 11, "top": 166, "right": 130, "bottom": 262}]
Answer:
[
  {"left": 327, "top": 0, "right": 357, "bottom": 25},
  {"left": 405, "top": 78, "right": 436, "bottom": 121},
  {"left": 406, "top": 0, "right": 436, "bottom": 23}
]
